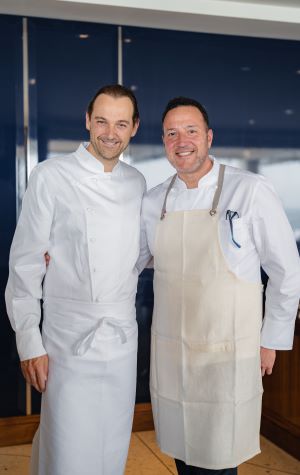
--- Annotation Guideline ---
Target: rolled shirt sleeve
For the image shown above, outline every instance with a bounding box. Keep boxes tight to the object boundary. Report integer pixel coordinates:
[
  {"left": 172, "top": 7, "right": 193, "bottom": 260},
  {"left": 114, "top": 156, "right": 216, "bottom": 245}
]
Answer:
[
  {"left": 252, "top": 178, "right": 300, "bottom": 350},
  {"left": 5, "top": 165, "right": 54, "bottom": 361}
]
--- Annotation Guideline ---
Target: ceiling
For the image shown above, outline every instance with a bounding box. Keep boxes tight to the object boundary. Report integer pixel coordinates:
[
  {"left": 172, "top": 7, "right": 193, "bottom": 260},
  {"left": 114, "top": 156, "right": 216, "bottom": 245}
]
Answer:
[{"left": 0, "top": 0, "right": 300, "bottom": 40}]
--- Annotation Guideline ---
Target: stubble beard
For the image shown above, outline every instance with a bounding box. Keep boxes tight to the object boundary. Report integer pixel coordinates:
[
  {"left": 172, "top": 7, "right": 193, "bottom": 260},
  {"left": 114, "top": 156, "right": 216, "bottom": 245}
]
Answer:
[
  {"left": 90, "top": 138, "right": 121, "bottom": 162},
  {"left": 174, "top": 154, "right": 208, "bottom": 175}
]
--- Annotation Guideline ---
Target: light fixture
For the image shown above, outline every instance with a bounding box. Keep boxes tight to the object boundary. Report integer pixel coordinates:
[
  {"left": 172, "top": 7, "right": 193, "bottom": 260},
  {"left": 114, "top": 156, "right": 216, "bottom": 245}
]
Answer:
[
  {"left": 130, "top": 85, "right": 138, "bottom": 91},
  {"left": 78, "top": 34, "right": 89, "bottom": 39},
  {"left": 124, "top": 38, "right": 132, "bottom": 43},
  {"left": 29, "top": 78, "right": 36, "bottom": 85},
  {"left": 296, "top": 70, "right": 300, "bottom": 75},
  {"left": 248, "top": 119, "right": 255, "bottom": 125},
  {"left": 240, "top": 66, "right": 251, "bottom": 72},
  {"left": 284, "top": 109, "right": 294, "bottom": 115}
]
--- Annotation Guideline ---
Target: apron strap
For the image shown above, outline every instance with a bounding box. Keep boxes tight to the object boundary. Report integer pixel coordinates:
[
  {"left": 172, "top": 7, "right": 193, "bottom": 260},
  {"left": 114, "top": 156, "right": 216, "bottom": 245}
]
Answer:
[
  {"left": 160, "top": 174, "right": 177, "bottom": 220},
  {"left": 160, "top": 163, "right": 226, "bottom": 220},
  {"left": 209, "top": 164, "right": 225, "bottom": 216}
]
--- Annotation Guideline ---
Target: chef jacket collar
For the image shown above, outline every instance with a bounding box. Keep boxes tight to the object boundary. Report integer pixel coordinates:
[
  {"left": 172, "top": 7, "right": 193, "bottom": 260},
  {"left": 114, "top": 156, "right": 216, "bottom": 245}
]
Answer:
[
  {"left": 75, "top": 142, "right": 122, "bottom": 176},
  {"left": 173, "top": 156, "right": 219, "bottom": 190}
]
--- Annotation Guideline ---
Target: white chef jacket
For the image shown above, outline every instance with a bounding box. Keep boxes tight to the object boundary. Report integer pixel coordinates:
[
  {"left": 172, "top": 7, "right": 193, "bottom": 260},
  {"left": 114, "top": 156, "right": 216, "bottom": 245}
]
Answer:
[
  {"left": 6, "top": 143, "right": 146, "bottom": 361},
  {"left": 138, "top": 158, "right": 300, "bottom": 350}
]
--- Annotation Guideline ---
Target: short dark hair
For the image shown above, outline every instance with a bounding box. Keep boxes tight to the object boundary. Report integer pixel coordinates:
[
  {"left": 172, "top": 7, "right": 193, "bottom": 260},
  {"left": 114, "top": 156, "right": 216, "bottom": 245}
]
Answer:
[
  {"left": 162, "top": 97, "right": 210, "bottom": 129},
  {"left": 87, "top": 84, "right": 139, "bottom": 125}
]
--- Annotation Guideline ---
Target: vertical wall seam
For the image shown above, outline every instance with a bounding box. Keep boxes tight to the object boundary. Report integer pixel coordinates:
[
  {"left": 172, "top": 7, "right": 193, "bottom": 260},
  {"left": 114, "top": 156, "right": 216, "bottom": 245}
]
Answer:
[{"left": 118, "top": 25, "right": 123, "bottom": 86}]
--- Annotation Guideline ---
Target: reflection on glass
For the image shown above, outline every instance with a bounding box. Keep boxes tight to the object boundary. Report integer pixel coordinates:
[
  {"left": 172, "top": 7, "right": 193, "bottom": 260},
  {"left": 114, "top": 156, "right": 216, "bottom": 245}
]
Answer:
[{"left": 259, "top": 160, "right": 300, "bottom": 241}]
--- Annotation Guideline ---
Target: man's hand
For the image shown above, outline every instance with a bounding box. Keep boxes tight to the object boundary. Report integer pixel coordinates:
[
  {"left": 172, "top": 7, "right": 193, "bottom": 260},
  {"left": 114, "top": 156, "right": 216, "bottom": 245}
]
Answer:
[
  {"left": 260, "top": 347, "right": 276, "bottom": 376},
  {"left": 21, "top": 354, "right": 49, "bottom": 392},
  {"left": 44, "top": 252, "right": 50, "bottom": 266}
]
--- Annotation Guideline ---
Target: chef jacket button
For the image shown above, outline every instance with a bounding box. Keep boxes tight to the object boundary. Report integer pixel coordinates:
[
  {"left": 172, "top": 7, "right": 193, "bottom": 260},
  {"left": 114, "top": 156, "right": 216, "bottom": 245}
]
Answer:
[
  {"left": 93, "top": 268, "right": 97, "bottom": 273},
  {"left": 89, "top": 237, "right": 96, "bottom": 243}
]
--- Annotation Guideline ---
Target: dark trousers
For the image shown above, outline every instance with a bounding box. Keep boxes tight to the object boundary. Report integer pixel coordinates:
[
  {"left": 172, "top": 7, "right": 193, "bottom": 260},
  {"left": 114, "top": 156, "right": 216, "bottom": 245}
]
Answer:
[{"left": 175, "top": 459, "right": 238, "bottom": 475}]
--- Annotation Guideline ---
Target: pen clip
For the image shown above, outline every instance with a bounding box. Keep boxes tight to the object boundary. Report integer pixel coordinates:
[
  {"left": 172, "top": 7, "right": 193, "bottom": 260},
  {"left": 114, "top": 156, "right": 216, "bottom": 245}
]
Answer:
[{"left": 226, "top": 210, "right": 241, "bottom": 248}]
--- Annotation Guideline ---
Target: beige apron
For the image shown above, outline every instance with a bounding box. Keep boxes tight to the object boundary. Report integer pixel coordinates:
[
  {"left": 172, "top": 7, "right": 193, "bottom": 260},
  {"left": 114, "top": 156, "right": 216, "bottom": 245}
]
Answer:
[{"left": 150, "top": 165, "right": 263, "bottom": 469}]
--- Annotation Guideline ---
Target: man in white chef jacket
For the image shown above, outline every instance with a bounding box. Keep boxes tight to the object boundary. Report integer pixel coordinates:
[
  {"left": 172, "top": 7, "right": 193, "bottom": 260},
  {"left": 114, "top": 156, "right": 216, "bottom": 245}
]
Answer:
[
  {"left": 138, "top": 97, "right": 300, "bottom": 475},
  {"left": 5, "top": 84, "right": 146, "bottom": 475}
]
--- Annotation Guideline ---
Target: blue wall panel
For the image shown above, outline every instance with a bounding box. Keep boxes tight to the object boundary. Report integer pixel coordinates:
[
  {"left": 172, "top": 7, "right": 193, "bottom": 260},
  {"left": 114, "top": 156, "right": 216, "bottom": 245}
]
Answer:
[
  {"left": 31, "top": 18, "right": 118, "bottom": 162},
  {"left": 123, "top": 27, "right": 300, "bottom": 148},
  {"left": 0, "top": 15, "right": 23, "bottom": 416}
]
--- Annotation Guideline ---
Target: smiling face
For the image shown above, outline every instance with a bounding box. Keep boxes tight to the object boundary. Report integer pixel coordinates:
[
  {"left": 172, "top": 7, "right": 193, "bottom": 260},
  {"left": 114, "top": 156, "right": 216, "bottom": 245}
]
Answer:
[
  {"left": 163, "top": 105, "right": 213, "bottom": 181},
  {"left": 86, "top": 93, "right": 139, "bottom": 171}
]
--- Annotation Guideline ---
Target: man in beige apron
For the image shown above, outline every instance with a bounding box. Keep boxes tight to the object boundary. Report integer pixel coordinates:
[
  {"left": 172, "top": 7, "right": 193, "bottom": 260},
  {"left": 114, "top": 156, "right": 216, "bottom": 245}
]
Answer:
[{"left": 138, "top": 97, "right": 300, "bottom": 474}]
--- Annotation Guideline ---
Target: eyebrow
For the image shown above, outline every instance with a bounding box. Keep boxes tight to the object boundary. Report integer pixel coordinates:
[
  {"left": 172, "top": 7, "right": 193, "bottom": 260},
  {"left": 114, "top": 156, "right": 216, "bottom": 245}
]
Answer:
[
  {"left": 165, "top": 124, "right": 199, "bottom": 131},
  {"left": 117, "top": 120, "right": 130, "bottom": 125},
  {"left": 94, "top": 116, "right": 130, "bottom": 125}
]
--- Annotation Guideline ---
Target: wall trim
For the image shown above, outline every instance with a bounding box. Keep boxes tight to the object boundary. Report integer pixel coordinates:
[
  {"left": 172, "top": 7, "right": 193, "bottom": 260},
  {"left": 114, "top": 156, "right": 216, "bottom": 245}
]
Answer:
[
  {"left": 0, "top": 403, "right": 154, "bottom": 447},
  {"left": 261, "top": 410, "right": 300, "bottom": 461}
]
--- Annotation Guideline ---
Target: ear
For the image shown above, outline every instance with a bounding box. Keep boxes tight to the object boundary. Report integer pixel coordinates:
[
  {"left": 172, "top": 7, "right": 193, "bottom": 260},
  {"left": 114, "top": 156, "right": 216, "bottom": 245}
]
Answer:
[
  {"left": 131, "top": 119, "right": 140, "bottom": 137},
  {"left": 207, "top": 128, "right": 213, "bottom": 149},
  {"left": 86, "top": 112, "right": 91, "bottom": 131}
]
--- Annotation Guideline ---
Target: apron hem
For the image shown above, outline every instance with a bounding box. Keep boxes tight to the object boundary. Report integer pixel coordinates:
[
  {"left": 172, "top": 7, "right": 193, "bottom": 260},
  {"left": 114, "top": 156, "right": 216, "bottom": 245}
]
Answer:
[{"left": 155, "top": 445, "right": 261, "bottom": 470}]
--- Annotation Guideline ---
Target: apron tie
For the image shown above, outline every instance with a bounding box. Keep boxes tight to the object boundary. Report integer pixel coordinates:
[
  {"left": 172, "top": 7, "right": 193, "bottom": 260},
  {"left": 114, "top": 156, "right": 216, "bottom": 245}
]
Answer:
[{"left": 74, "top": 317, "right": 127, "bottom": 356}]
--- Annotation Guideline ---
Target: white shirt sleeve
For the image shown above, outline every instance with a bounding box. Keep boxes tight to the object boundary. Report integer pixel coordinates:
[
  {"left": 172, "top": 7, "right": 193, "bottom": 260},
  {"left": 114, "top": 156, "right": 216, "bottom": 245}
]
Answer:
[
  {"left": 5, "top": 166, "right": 54, "bottom": 361},
  {"left": 252, "top": 179, "right": 300, "bottom": 350}
]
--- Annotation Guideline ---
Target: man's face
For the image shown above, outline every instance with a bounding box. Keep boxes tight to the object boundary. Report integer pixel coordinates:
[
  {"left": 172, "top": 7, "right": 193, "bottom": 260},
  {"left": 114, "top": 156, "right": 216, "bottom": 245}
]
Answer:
[
  {"left": 163, "top": 106, "right": 213, "bottom": 175},
  {"left": 86, "top": 93, "right": 139, "bottom": 164}
]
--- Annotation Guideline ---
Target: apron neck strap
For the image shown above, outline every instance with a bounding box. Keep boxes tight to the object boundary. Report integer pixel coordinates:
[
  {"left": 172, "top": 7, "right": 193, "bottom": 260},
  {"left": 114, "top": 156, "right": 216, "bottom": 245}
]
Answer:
[
  {"left": 210, "top": 164, "right": 225, "bottom": 216},
  {"left": 160, "top": 164, "right": 226, "bottom": 220},
  {"left": 160, "top": 174, "right": 177, "bottom": 220}
]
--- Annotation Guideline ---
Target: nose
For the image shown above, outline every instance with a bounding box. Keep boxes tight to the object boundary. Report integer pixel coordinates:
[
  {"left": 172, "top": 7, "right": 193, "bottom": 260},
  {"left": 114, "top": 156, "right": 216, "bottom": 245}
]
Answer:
[
  {"left": 105, "top": 124, "right": 115, "bottom": 139},
  {"left": 175, "top": 130, "right": 188, "bottom": 147}
]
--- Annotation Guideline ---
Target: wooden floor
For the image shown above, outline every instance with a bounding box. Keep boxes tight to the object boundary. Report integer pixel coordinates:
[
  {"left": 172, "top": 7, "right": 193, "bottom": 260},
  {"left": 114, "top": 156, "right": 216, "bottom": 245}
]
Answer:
[{"left": 0, "top": 431, "right": 299, "bottom": 474}]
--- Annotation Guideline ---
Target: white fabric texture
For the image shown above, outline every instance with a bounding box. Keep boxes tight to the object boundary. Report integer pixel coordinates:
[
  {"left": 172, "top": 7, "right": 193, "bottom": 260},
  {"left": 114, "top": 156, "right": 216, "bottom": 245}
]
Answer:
[
  {"left": 139, "top": 158, "right": 300, "bottom": 350},
  {"left": 6, "top": 142, "right": 146, "bottom": 360},
  {"left": 30, "top": 299, "right": 138, "bottom": 475},
  {"left": 5, "top": 143, "right": 146, "bottom": 475}
]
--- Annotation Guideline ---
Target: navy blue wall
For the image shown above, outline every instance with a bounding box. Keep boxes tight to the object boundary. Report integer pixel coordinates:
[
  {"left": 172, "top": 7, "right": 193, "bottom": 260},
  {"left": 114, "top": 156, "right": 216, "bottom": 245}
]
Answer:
[
  {"left": 123, "top": 27, "right": 300, "bottom": 148},
  {"left": 0, "top": 15, "right": 22, "bottom": 416},
  {"left": 31, "top": 18, "right": 118, "bottom": 162}
]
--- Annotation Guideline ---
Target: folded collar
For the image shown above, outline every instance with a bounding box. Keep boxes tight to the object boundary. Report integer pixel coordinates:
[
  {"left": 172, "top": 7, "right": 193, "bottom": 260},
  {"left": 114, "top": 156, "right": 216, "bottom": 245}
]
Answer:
[
  {"left": 74, "top": 142, "right": 122, "bottom": 176},
  {"left": 173, "top": 156, "right": 219, "bottom": 190}
]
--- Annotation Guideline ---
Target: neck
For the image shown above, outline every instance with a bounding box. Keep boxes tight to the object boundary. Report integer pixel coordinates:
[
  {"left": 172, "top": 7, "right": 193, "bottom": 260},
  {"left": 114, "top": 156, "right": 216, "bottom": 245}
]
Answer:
[
  {"left": 86, "top": 143, "right": 119, "bottom": 172},
  {"left": 178, "top": 158, "right": 213, "bottom": 189}
]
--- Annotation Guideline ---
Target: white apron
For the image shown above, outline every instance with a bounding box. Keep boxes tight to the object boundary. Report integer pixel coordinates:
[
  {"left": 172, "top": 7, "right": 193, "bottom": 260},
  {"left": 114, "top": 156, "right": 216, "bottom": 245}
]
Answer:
[
  {"left": 30, "top": 297, "right": 137, "bottom": 475},
  {"left": 150, "top": 165, "right": 263, "bottom": 469}
]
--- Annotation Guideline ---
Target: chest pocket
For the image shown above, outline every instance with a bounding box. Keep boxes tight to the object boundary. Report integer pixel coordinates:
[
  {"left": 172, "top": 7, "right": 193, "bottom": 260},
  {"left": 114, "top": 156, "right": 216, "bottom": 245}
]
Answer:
[{"left": 219, "top": 217, "right": 254, "bottom": 249}]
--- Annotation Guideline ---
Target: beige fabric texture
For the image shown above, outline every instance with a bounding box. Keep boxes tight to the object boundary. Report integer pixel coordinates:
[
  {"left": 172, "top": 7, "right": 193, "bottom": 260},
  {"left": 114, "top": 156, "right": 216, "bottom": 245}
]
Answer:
[{"left": 151, "top": 176, "right": 263, "bottom": 469}]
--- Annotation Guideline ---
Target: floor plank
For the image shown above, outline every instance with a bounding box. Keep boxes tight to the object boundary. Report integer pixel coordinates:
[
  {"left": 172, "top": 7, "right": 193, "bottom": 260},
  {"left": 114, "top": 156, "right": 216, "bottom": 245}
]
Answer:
[{"left": 0, "top": 432, "right": 299, "bottom": 474}]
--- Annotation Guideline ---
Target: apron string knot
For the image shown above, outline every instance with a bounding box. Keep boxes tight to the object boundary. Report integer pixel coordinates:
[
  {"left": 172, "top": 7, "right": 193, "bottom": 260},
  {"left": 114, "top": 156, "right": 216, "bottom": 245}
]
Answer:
[{"left": 74, "top": 317, "right": 127, "bottom": 356}]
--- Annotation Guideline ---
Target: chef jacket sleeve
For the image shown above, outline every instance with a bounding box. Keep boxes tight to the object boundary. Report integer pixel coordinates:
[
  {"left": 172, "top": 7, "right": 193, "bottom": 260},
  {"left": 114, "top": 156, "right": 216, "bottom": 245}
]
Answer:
[
  {"left": 5, "top": 165, "right": 54, "bottom": 361},
  {"left": 252, "top": 178, "right": 300, "bottom": 350}
]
